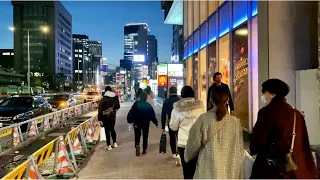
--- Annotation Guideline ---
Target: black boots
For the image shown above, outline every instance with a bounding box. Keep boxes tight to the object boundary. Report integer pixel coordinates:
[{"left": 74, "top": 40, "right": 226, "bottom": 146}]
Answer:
[{"left": 136, "top": 145, "right": 140, "bottom": 156}]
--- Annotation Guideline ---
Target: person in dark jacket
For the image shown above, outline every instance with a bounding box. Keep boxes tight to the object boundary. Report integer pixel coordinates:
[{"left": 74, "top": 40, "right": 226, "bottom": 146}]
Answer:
[
  {"left": 98, "top": 86, "right": 120, "bottom": 151},
  {"left": 161, "top": 86, "right": 180, "bottom": 158},
  {"left": 249, "top": 79, "right": 317, "bottom": 179},
  {"left": 135, "top": 88, "right": 143, "bottom": 101},
  {"left": 127, "top": 91, "right": 158, "bottom": 156},
  {"left": 207, "top": 72, "right": 234, "bottom": 114}
]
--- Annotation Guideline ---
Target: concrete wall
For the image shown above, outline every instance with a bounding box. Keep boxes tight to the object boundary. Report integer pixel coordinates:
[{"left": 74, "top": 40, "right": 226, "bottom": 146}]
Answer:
[{"left": 258, "top": 1, "right": 318, "bottom": 107}]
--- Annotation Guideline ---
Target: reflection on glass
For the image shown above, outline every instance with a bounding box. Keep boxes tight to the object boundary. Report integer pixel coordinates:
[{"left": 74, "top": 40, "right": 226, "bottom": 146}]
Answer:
[
  {"left": 218, "top": 34, "right": 230, "bottom": 86},
  {"left": 208, "top": 41, "right": 217, "bottom": 84},
  {"left": 232, "top": 23, "right": 249, "bottom": 130},
  {"left": 193, "top": 53, "right": 199, "bottom": 100}
]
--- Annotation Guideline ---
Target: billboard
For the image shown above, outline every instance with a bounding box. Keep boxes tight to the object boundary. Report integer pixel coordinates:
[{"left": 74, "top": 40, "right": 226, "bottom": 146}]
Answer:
[
  {"left": 157, "top": 64, "right": 168, "bottom": 75},
  {"left": 101, "top": 64, "right": 108, "bottom": 72},
  {"left": 133, "top": 55, "right": 145, "bottom": 62},
  {"left": 168, "top": 63, "right": 183, "bottom": 77},
  {"left": 158, "top": 75, "right": 168, "bottom": 87}
]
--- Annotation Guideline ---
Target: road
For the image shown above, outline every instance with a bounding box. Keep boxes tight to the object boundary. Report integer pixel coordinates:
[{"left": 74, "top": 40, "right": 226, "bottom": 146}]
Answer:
[{"left": 77, "top": 102, "right": 184, "bottom": 179}]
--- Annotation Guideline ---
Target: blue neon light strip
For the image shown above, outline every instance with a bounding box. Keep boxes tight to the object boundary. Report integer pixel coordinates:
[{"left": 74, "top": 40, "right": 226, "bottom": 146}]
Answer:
[
  {"left": 219, "top": 28, "right": 229, "bottom": 38},
  {"left": 252, "top": 8, "right": 257, "bottom": 17},
  {"left": 208, "top": 37, "right": 216, "bottom": 44},
  {"left": 233, "top": 16, "right": 248, "bottom": 28},
  {"left": 252, "top": 0, "right": 258, "bottom": 17},
  {"left": 200, "top": 44, "right": 206, "bottom": 49}
]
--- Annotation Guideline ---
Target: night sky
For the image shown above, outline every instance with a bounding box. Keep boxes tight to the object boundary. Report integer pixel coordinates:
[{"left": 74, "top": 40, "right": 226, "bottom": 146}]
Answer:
[{"left": 0, "top": 1, "right": 172, "bottom": 68}]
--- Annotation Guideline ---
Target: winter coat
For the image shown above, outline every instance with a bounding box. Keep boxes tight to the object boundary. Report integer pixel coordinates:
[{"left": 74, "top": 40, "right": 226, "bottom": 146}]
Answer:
[
  {"left": 161, "top": 94, "right": 180, "bottom": 129},
  {"left": 146, "top": 91, "right": 155, "bottom": 109},
  {"left": 169, "top": 98, "right": 205, "bottom": 148},
  {"left": 250, "top": 99, "right": 317, "bottom": 179},
  {"left": 184, "top": 107, "right": 244, "bottom": 179},
  {"left": 127, "top": 100, "right": 158, "bottom": 128},
  {"left": 98, "top": 91, "right": 120, "bottom": 127}
]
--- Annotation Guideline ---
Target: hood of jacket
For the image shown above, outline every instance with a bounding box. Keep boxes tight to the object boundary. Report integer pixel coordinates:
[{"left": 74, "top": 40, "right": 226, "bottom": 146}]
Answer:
[
  {"left": 104, "top": 91, "right": 115, "bottom": 98},
  {"left": 173, "top": 98, "right": 204, "bottom": 119}
]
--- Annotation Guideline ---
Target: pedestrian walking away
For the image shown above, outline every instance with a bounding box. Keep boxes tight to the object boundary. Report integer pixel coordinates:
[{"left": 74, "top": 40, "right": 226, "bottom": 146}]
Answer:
[
  {"left": 250, "top": 79, "right": 317, "bottom": 179},
  {"left": 161, "top": 87, "right": 180, "bottom": 159},
  {"left": 145, "top": 85, "right": 155, "bottom": 110},
  {"left": 169, "top": 86, "right": 205, "bottom": 179},
  {"left": 185, "top": 85, "right": 244, "bottom": 179},
  {"left": 98, "top": 86, "right": 120, "bottom": 151},
  {"left": 127, "top": 91, "right": 158, "bottom": 156}
]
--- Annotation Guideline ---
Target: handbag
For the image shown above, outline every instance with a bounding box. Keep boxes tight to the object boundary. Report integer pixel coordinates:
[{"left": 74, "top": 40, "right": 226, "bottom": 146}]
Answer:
[
  {"left": 266, "top": 110, "right": 297, "bottom": 174},
  {"left": 100, "top": 127, "right": 106, "bottom": 142},
  {"left": 244, "top": 150, "right": 256, "bottom": 179}
]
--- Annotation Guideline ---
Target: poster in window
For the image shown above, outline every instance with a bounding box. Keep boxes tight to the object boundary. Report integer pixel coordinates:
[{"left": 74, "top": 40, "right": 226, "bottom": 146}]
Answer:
[
  {"left": 193, "top": 53, "right": 199, "bottom": 100},
  {"left": 218, "top": 34, "right": 230, "bottom": 86},
  {"left": 208, "top": 42, "right": 217, "bottom": 84},
  {"left": 232, "top": 23, "right": 249, "bottom": 129}
]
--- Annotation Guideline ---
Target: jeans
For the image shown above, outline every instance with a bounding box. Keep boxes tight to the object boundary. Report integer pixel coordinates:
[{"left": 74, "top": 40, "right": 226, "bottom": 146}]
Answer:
[
  {"left": 134, "top": 126, "right": 149, "bottom": 150},
  {"left": 169, "top": 128, "right": 178, "bottom": 154},
  {"left": 178, "top": 147, "right": 197, "bottom": 179},
  {"left": 104, "top": 126, "right": 116, "bottom": 146}
]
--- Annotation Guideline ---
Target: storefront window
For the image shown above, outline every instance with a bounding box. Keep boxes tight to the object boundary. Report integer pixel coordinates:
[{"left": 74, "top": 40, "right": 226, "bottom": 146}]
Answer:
[
  {"left": 251, "top": 16, "right": 258, "bottom": 128},
  {"left": 199, "top": 48, "right": 207, "bottom": 110},
  {"left": 187, "top": 57, "right": 193, "bottom": 86},
  {"left": 193, "top": 53, "right": 199, "bottom": 100},
  {"left": 208, "top": 41, "right": 217, "bottom": 84},
  {"left": 232, "top": 23, "right": 249, "bottom": 130},
  {"left": 218, "top": 34, "right": 230, "bottom": 86}
]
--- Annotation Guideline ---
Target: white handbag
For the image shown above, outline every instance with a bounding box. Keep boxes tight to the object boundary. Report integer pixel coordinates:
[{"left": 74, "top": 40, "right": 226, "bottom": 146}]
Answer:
[
  {"left": 244, "top": 150, "right": 256, "bottom": 179},
  {"left": 100, "top": 127, "right": 106, "bottom": 142}
]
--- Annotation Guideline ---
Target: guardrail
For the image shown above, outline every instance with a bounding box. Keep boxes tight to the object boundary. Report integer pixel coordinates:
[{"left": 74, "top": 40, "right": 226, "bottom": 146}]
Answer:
[
  {"left": 0, "top": 101, "right": 98, "bottom": 156},
  {"left": 1, "top": 113, "right": 100, "bottom": 179}
]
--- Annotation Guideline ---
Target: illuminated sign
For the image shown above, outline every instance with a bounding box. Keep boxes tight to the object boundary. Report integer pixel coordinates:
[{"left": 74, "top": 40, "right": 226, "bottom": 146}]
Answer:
[
  {"left": 157, "top": 64, "right": 168, "bottom": 75},
  {"left": 133, "top": 55, "right": 145, "bottom": 62},
  {"left": 168, "top": 64, "right": 183, "bottom": 77},
  {"left": 158, "top": 75, "right": 168, "bottom": 86}
]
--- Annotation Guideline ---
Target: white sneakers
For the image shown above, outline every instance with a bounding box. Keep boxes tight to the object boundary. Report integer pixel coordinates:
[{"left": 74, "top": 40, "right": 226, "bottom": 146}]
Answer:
[
  {"left": 175, "top": 155, "right": 181, "bottom": 167},
  {"left": 172, "top": 154, "right": 178, "bottom": 159},
  {"left": 104, "top": 143, "right": 118, "bottom": 151}
]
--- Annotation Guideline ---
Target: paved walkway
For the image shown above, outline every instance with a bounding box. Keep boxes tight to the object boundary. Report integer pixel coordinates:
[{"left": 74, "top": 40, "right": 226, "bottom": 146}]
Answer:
[{"left": 77, "top": 102, "right": 183, "bottom": 179}]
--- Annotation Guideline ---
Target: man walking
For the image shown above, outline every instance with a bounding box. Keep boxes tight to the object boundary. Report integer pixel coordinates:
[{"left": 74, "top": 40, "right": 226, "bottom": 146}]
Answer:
[
  {"left": 98, "top": 86, "right": 120, "bottom": 150},
  {"left": 161, "top": 87, "right": 180, "bottom": 158},
  {"left": 207, "top": 72, "right": 234, "bottom": 114}
]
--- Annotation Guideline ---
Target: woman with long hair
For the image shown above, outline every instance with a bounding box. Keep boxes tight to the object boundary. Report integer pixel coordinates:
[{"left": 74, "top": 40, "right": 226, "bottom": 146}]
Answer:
[
  {"left": 184, "top": 85, "right": 244, "bottom": 179},
  {"left": 169, "top": 86, "right": 205, "bottom": 179}
]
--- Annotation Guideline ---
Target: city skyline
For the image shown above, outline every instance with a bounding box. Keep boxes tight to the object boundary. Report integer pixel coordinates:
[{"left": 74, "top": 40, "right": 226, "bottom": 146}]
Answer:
[{"left": 0, "top": 1, "right": 172, "bottom": 67}]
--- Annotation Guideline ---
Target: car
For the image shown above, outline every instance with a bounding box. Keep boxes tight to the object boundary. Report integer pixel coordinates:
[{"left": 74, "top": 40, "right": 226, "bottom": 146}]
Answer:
[
  {"left": 83, "top": 92, "right": 101, "bottom": 103},
  {"left": 0, "top": 95, "right": 52, "bottom": 130},
  {"left": 48, "top": 94, "right": 76, "bottom": 111}
]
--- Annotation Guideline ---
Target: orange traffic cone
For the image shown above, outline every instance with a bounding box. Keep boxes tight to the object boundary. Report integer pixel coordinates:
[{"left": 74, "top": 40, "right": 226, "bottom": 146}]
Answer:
[
  {"left": 27, "top": 156, "right": 44, "bottom": 180},
  {"left": 28, "top": 123, "right": 37, "bottom": 137},
  {"left": 13, "top": 127, "right": 20, "bottom": 146},
  {"left": 73, "top": 137, "right": 84, "bottom": 155},
  {"left": 56, "top": 136, "right": 75, "bottom": 175}
]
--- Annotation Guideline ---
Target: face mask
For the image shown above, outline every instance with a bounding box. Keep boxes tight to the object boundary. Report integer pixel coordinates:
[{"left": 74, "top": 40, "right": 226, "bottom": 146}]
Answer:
[{"left": 261, "top": 95, "right": 267, "bottom": 104}]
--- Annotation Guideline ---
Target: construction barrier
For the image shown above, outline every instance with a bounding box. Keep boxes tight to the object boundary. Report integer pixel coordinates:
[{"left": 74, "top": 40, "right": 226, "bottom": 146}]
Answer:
[
  {"left": 2, "top": 114, "right": 100, "bottom": 179},
  {"left": 0, "top": 101, "right": 97, "bottom": 155}
]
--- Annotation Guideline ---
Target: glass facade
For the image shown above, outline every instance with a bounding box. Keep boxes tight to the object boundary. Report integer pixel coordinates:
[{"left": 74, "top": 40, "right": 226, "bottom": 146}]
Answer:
[{"left": 183, "top": 0, "right": 258, "bottom": 131}]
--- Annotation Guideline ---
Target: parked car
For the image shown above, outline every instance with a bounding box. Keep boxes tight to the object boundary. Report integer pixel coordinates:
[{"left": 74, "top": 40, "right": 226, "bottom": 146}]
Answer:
[
  {"left": 83, "top": 92, "right": 101, "bottom": 103},
  {"left": 0, "top": 95, "right": 52, "bottom": 130},
  {"left": 48, "top": 94, "right": 76, "bottom": 111}
]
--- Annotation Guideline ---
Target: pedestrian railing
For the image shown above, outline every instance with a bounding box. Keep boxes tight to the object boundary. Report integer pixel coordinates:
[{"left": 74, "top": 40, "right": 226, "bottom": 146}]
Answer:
[
  {"left": 1, "top": 113, "right": 100, "bottom": 179},
  {"left": 0, "top": 101, "right": 98, "bottom": 155}
]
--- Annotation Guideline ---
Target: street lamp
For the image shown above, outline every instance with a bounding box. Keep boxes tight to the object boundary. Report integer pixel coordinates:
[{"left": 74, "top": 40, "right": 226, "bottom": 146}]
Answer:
[{"left": 9, "top": 26, "right": 49, "bottom": 94}]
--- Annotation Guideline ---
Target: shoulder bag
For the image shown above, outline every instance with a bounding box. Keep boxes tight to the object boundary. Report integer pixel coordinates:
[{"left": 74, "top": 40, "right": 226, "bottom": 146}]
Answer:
[{"left": 266, "top": 109, "right": 298, "bottom": 174}]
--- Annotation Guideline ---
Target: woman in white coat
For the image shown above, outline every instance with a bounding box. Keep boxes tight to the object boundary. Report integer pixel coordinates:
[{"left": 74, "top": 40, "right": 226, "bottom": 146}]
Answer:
[{"left": 169, "top": 86, "right": 205, "bottom": 179}]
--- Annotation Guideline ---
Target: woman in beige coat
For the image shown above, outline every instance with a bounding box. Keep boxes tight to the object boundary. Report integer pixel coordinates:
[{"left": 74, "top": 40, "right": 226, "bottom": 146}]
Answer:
[{"left": 185, "top": 85, "right": 244, "bottom": 179}]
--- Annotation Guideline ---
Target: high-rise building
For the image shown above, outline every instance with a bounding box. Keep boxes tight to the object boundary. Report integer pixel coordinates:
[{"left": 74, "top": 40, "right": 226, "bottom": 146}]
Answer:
[
  {"left": 147, "top": 35, "right": 158, "bottom": 78},
  {"left": 0, "top": 49, "right": 14, "bottom": 69},
  {"left": 12, "top": 1, "right": 72, "bottom": 88},
  {"left": 88, "top": 41, "right": 102, "bottom": 85},
  {"left": 72, "top": 34, "right": 89, "bottom": 89}
]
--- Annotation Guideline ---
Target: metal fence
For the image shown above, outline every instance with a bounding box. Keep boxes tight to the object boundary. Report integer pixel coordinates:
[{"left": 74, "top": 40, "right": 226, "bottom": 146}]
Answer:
[{"left": 0, "top": 101, "right": 98, "bottom": 155}]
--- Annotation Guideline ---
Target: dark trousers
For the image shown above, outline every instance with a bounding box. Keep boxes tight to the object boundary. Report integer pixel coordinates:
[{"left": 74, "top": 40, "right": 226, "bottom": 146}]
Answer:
[
  {"left": 169, "top": 128, "right": 177, "bottom": 154},
  {"left": 178, "top": 147, "right": 197, "bottom": 179},
  {"left": 134, "top": 126, "right": 149, "bottom": 150},
  {"left": 104, "top": 126, "right": 116, "bottom": 146}
]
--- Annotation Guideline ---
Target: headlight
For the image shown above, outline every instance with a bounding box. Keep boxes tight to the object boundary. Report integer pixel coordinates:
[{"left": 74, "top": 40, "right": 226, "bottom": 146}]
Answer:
[{"left": 59, "top": 102, "right": 66, "bottom": 108}]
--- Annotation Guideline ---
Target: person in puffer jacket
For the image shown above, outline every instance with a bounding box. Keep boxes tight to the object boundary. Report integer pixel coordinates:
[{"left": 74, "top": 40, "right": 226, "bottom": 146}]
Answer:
[{"left": 169, "top": 86, "right": 205, "bottom": 179}]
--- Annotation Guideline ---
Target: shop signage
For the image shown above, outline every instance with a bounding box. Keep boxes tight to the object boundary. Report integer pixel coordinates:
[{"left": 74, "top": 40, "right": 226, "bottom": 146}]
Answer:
[
  {"left": 168, "top": 64, "right": 183, "bottom": 77},
  {"left": 157, "top": 64, "right": 168, "bottom": 75},
  {"left": 158, "top": 75, "right": 168, "bottom": 87}
]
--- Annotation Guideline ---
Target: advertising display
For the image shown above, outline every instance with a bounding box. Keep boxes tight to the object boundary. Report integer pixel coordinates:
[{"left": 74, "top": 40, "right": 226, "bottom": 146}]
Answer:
[
  {"left": 219, "top": 34, "right": 230, "bottom": 86},
  {"left": 142, "top": 65, "right": 148, "bottom": 78},
  {"left": 101, "top": 64, "right": 108, "bottom": 72},
  {"left": 133, "top": 55, "right": 145, "bottom": 62},
  {"left": 232, "top": 23, "right": 249, "bottom": 130},
  {"left": 168, "top": 64, "right": 183, "bottom": 77},
  {"left": 157, "top": 64, "right": 168, "bottom": 75},
  {"left": 158, "top": 75, "right": 168, "bottom": 87}
]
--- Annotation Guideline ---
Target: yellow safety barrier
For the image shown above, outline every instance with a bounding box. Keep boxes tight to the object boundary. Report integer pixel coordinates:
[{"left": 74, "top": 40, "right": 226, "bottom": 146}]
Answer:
[
  {"left": 35, "top": 117, "right": 44, "bottom": 124},
  {"left": 2, "top": 160, "right": 28, "bottom": 179},
  {"left": 0, "top": 128, "right": 12, "bottom": 138},
  {"left": 32, "top": 138, "right": 55, "bottom": 166},
  {"left": 65, "top": 127, "right": 79, "bottom": 146},
  {"left": 81, "top": 120, "right": 89, "bottom": 133}
]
